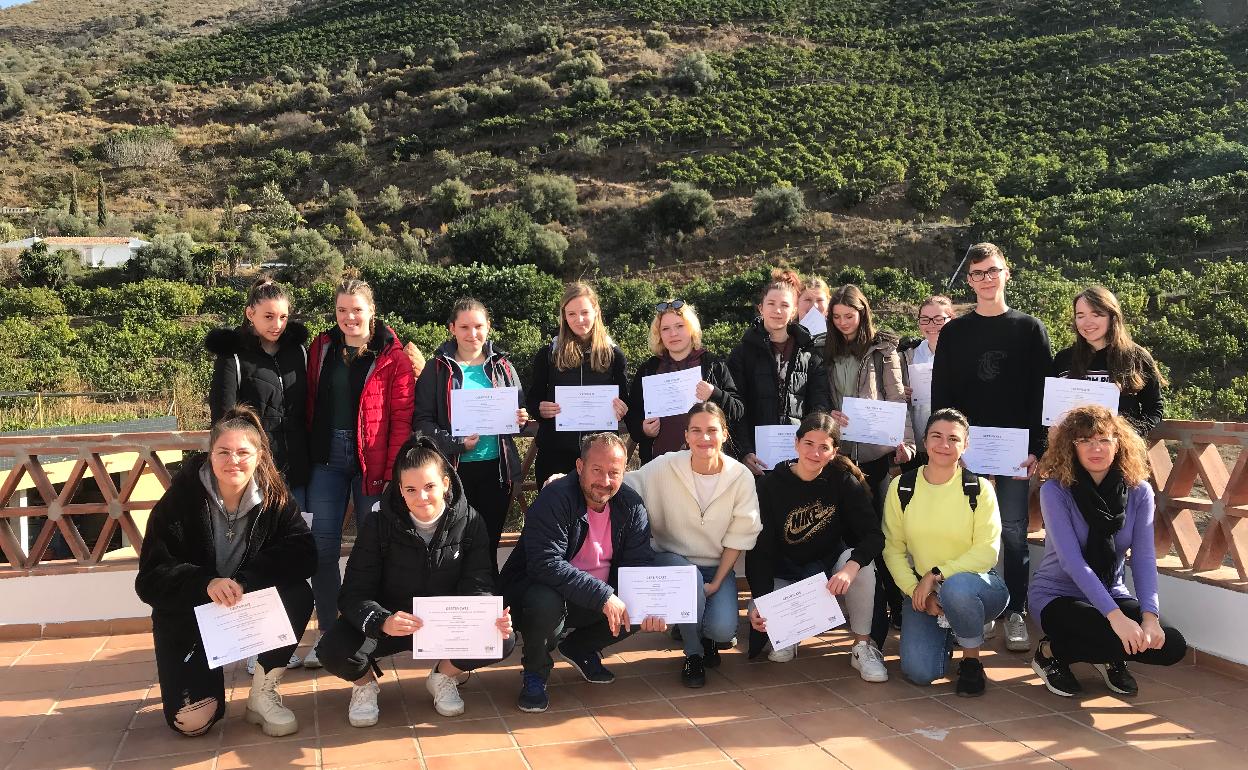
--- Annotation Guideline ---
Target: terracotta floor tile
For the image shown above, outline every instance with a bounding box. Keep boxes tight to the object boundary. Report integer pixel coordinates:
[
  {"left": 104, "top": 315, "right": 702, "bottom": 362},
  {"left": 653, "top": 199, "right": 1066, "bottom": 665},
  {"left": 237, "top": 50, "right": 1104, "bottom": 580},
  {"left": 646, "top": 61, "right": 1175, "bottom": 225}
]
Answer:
[
  {"left": 0, "top": 640, "right": 34, "bottom": 656},
  {"left": 717, "top": 659, "right": 815, "bottom": 689},
  {"left": 1133, "top": 664, "right": 1248, "bottom": 695},
  {"left": 784, "top": 707, "right": 898, "bottom": 747},
  {"left": 8, "top": 730, "right": 125, "bottom": 770},
  {"left": 701, "top": 715, "right": 814, "bottom": 758},
  {"left": 218, "top": 707, "right": 315, "bottom": 748},
  {"left": 863, "top": 697, "right": 978, "bottom": 734},
  {"left": 1131, "top": 736, "right": 1248, "bottom": 767},
  {"left": 643, "top": 669, "right": 739, "bottom": 699},
  {"left": 672, "top": 690, "right": 773, "bottom": 725},
  {"left": 90, "top": 647, "right": 156, "bottom": 664},
  {"left": 1066, "top": 706, "right": 1197, "bottom": 743},
  {"left": 26, "top": 637, "right": 104, "bottom": 658},
  {"left": 424, "top": 748, "right": 530, "bottom": 770},
  {"left": 935, "top": 687, "right": 1055, "bottom": 723},
  {"left": 32, "top": 701, "right": 138, "bottom": 737},
  {"left": 907, "top": 723, "right": 1043, "bottom": 767},
  {"left": 115, "top": 723, "right": 221, "bottom": 761},
  {"left": 320, "top": 725, "right": 419, "bottom": 767},
  {"left": 734, "top": 744, "right": 849, "bottom": 770},
  {"left": 317, "top": 685, "right": 409, "bottom": 734},
  {"left": 103, "top": 633, "right": 156, "bottom": 650},
  {"left": 978, "top": 758, "right": 1062, "bottom": 768},
  {"left": 1055, "top": 744, "right": 1181, "bottom": 769},
  {"left": 1143, "top": 695, "right": 1248, "bottom": 734},
  {"left": 786, "top": 652, "right": 858, "bottom": 682},
  {"left": 522, "top": 738, "right": 631, "bottom": 770},
  {"left": 590, "top": 699, "right": 692, "bottom": 736},
  {"left": 613, "top": 726, "right": 730, "bottom": 769},
  {"left": 415, "top": 715, "right": 515, "bottom": 755},
  {"left": 0, "top": 740, "right": 23, "bottom": 768},
  {"left": 9, "top": 653, "right": 85, "bottom": 671},
  {"left": 402, "top": 683, "right": 497, "bottom": 723},
  {"left": 1215, "top": 727, "right": 1248, "bottom": 751},
  {"left": 990, "top": 713, "right": 1123, "bottom": 759},
  {"left": 0, "top": 714, "right": 45, "bottom": 742},
  {"left": 747, "top": 681, "right": 852, "bottom": 716},
  {"left": 70, "top": 660, "right": 157, "bottom": 689},
  {"left": 559, "top": 675, "right": 663, "bottom": 708},
  {"left": 825, "top": 735, "right": 951, "bottom": 769},
  {"left": 57, "top": 682, "right": 151, "bottom": 707},
  {"left": 822, "top": 674, "right": 928, "bottom": 705},
  {"left": 215, "top": 739, "right": 319, "bottom": 768},
  {"left": 1208, "top": 687, "right": 1248, "bottom": 711},
  {"left": 111, "top": 750, "right": 219, "bottom": 770},
  {"left": 0, "top": 693, "right": 55, "bottom": 718},
  {"left": 504, "top": 708, "right": 606, "bottom": 746},
  {"left": 0, "top": 669, "right": 77, "bottom": 695},
  {"left": 614, "top": 648, "right": 702, "bottom": 677}
]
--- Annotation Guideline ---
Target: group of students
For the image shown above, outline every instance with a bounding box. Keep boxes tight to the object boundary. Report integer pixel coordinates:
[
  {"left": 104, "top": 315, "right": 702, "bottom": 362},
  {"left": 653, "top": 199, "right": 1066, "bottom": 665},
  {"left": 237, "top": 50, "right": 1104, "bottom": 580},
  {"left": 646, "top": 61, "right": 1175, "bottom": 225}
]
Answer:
[{"left": 134, "top": 240, "right": 1187, "bottom": 740}]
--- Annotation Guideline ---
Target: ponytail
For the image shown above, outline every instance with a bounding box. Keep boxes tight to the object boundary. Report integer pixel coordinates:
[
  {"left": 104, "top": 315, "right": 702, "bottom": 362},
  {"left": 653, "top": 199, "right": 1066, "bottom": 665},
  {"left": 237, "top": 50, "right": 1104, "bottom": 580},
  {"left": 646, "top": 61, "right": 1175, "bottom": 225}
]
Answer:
[{"left": 209, "top": 405, "right": 290, "bottom": 513}]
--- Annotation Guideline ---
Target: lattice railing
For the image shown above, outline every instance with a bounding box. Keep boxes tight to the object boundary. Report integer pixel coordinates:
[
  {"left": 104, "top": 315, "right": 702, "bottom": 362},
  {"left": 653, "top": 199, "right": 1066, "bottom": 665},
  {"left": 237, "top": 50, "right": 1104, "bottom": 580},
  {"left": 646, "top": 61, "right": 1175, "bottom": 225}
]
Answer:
[{"left": 0, "top": 431, "right": 208, "bottom": 574}]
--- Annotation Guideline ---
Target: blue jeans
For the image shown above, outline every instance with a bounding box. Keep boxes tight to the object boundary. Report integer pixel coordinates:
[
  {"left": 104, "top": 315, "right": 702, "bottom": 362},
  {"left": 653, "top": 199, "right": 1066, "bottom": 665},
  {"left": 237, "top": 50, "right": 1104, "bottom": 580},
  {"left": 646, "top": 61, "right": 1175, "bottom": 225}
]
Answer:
[
  {"left": 653, "top": 551, "right": 740, "bottom": 657},
  {"left": 994, "top": 476, "right": 1031, "bottom": 614},
  {"left": 306, "top": 430, "right": 380, "bottom": 632},
  {"left": 900, "top": 571, "right": 1009, "bottom": 686}
]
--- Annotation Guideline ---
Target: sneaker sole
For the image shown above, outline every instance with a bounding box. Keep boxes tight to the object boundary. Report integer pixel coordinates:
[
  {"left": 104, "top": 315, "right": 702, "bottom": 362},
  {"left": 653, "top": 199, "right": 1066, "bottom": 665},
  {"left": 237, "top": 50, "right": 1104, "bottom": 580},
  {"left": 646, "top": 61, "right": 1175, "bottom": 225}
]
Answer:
[
  {"left": 1030, "top": 660, "right": 1080, "bottom": 698},
  {"left": 1092, "top": 664, "right": 1138, "bottom": 696},
  {"left": 851, "top": 657, "right": 889, "bottom": 683},
  {"left": 246, "top": 707, "right": 299, "bottom": 736},
  {"left": 956, "top": 687, "right": 986, "bottom": 698},
  {"left": 432, "top": 702, "right": 466, "bottom": 717},
  {"left": 348, "top": 713, "right": 380, "bottom": 728},
  {"left": 1006, "top": 638, "right": 1031, "bottom": 652},
  {"left": 681, "top": 678, "right": 706, "bottom": 689},
  {"left": 302, "top": 659, "right": 323, "bottom": 670},
  {"left": 558, "top": 648, "right": 614, "bottom": 685},
  {"left": 517, "top": 701, "right": 549, "bottom": 713}
]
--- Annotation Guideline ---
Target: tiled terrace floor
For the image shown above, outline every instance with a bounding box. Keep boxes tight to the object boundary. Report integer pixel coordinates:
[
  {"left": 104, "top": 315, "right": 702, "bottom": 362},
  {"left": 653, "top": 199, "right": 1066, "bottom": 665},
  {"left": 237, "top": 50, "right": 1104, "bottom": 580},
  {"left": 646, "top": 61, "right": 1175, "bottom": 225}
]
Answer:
[{"left": 3, "top": 615, "right": 1248, "bottom": 770}]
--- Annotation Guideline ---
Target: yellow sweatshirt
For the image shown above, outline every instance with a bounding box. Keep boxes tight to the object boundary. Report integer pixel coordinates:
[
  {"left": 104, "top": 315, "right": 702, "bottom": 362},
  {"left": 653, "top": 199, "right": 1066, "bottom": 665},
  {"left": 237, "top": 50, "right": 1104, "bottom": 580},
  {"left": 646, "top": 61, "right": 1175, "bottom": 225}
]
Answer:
[{"left": 882, "top": 468, "right": 1001, "bottom": 597}]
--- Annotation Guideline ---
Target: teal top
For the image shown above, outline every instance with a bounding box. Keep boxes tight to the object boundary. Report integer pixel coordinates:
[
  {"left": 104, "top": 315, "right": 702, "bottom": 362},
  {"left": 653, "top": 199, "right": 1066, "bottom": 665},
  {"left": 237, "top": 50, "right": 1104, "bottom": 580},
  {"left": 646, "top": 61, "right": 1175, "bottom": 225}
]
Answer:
[{"left": 460, "top": 364, "right": 500, "bottom": 463}]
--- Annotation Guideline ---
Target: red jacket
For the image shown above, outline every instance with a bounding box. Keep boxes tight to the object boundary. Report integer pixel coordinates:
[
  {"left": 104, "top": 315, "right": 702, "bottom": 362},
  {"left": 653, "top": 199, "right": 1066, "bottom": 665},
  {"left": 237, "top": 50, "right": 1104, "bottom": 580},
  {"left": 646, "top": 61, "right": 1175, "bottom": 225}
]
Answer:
[{"left": 306, "top": 324, "right": 416, "bottom": 494}]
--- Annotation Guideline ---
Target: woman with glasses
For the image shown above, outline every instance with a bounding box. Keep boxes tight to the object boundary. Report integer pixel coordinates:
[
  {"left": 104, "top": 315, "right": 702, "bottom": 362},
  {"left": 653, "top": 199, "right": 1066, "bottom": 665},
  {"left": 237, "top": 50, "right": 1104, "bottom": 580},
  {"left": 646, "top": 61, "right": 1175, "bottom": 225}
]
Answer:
[
  {"left": 627, "top": 300, "right": 743, "bottom": 465},
  {"left": 901, "top": 295, "right": 955, "bottom": 466},
  {"left": 1029, "top": 405, "right": 1186, "bottom": 698},
  {"left": 797, "top": 276, "right": 832, "bottom": 345},
  {"left": 728, "top": 269, "right": 830, "bottom": 475},
  {"left": 1052, "top": 286, "right": 1165, "bottom": 437},
  {"left": 528, "top": 282, "right": 630, "bottom": 486},
  {"left": 136, "top": 406, "right": 315, "bottom": 738}
]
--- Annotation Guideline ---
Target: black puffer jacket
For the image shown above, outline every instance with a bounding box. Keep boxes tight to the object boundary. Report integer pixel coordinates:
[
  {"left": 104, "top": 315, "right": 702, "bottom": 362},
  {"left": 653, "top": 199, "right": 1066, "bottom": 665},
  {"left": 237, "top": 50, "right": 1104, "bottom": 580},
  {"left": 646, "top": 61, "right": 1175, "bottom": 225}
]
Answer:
[
  {"left": 336, "top": 439, "right": 495, "bottom": 638},
  {"left": 526, "top": 340, "right": 630, "bottom": 455},
  {"left": 135, "top": 455, "right": 316, "bottom": 615},
  {"left": 625, "top": 351, "right": 745, "bottom": 464},
  {"left": 205, "top": 321, "right": 310, "bottom": 487},
  {"left": 727, "top": 319, "right": 831, "bottom": 457}
]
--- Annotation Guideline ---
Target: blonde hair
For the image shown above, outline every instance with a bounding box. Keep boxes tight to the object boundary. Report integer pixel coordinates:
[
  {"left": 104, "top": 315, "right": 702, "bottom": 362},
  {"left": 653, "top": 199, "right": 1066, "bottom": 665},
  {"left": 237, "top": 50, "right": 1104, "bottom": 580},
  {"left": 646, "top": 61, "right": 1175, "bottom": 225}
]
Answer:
[
  {"left": 648, "top": 303, "right": 703, "bottom": 356},
  {"left": 800, "top": 276, "right": 830, "bottom": 302},
  {"left": 1037, "top": 405, "right": 1151, "bottom": 488},
  {"left": 554, "top": 282, "right": 614, "bottom": 372},
  {"left": 1069, "top": 286, "right": 1166, "bottom": 393}
]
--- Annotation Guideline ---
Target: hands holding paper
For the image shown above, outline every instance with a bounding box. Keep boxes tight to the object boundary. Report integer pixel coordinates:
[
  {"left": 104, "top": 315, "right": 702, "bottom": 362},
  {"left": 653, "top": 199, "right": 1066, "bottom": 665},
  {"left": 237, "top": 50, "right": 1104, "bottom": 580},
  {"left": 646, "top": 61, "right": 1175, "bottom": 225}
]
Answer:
[
  {"left": 206, "top": 577, "right": 244, "bottom": 608},
  {"left": 603, "top": 594, "right": 667, "bottom": 636},
  {"left": 385, "top": 607, "right": 514, "bottom": 638}
]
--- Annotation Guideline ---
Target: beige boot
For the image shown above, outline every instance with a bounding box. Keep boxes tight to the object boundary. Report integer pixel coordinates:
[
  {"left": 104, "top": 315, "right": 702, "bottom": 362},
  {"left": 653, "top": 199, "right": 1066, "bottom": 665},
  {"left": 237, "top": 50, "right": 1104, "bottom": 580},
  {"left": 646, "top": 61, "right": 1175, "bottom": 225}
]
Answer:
[{"left": 246, "top": 662, "right": 298, "bottom": 736}]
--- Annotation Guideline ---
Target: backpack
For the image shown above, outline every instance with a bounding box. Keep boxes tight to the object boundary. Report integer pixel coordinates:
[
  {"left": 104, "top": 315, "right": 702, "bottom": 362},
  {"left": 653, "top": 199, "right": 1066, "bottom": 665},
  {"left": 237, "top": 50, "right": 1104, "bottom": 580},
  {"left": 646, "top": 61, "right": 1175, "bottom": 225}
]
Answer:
[{"left": 896, "top": 467, "right": 980, "bottom": 512}]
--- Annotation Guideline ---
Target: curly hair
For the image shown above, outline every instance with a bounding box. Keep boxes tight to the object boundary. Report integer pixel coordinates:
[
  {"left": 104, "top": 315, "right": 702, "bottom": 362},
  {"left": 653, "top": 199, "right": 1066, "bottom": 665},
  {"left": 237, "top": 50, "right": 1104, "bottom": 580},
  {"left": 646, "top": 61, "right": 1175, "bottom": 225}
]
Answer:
[{"left": 1037, "top": 405, "right": 1151, "bottom": 487}]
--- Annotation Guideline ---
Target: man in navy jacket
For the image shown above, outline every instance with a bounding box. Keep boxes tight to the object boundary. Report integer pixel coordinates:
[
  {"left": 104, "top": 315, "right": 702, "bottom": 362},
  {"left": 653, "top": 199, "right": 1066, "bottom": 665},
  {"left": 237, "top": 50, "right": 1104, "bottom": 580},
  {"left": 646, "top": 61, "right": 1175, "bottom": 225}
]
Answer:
[{"left": 500, "top": 433, "right": 665, "bottom": 713}]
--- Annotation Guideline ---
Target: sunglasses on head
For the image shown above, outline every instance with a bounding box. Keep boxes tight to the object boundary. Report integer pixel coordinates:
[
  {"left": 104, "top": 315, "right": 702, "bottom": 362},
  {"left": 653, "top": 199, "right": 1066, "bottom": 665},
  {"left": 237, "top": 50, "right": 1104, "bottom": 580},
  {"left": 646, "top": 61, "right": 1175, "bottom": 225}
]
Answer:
[{"left": 655, "top": 300, "right": 686, "bottom": 312}]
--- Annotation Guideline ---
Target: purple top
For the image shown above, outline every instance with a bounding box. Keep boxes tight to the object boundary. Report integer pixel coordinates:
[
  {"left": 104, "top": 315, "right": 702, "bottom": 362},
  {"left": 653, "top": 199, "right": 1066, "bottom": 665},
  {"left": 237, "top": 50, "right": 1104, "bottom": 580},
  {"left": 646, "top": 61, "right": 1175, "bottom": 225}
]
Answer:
[{"left": 1029, "top": 479, "right": 1159, "bottom": 618}]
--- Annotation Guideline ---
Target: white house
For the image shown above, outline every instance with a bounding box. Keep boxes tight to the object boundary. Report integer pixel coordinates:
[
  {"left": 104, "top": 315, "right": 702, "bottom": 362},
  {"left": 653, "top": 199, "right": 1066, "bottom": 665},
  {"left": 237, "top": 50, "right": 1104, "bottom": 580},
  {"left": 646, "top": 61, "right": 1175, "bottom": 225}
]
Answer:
[{"left": 0, "top": 236, "right": 151, "bottom": 268}]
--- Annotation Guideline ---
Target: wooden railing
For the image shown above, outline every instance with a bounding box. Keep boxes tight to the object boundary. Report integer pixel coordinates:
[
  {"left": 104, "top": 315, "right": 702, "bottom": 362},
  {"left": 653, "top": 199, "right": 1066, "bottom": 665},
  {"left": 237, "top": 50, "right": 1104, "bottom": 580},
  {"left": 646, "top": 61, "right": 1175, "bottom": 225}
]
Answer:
[{"left": 2, "top": 421, "right": 1245, "bottom": 586}]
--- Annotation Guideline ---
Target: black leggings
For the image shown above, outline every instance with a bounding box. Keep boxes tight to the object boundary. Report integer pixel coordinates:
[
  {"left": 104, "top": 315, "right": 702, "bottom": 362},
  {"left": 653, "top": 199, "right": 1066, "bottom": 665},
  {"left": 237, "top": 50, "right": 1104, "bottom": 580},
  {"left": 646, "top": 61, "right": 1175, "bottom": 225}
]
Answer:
[
  {"left": 1040, "top": 596, "right": 1187, "bottom": 666},
  {"left": 153, "top": 580, "right": 313, "bottom": 734},
  {"left": 457, "top": 459, "right": 512, "bottom": 575},
  {"left": 318, "top": 617, "right": 516, "bottom": 682},
  {"left": 859, "top": 454, "right": 901, "bottom": 648}
]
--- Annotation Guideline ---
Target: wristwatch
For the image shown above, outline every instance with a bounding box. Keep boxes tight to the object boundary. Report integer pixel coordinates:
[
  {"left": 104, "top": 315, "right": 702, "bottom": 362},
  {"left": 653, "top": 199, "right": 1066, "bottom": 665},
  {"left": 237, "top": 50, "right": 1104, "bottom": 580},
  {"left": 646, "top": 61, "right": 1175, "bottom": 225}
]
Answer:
[{"left": 929, "top": 566, "right": 943, "bottom": 582}]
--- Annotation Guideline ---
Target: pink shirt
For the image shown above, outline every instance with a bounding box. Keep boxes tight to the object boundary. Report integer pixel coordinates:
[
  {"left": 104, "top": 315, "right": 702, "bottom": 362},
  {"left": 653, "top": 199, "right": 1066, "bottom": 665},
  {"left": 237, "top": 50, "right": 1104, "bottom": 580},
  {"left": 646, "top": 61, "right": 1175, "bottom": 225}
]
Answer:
[{"left": 569, "top": 502, "right": 614, "bottom": 583}]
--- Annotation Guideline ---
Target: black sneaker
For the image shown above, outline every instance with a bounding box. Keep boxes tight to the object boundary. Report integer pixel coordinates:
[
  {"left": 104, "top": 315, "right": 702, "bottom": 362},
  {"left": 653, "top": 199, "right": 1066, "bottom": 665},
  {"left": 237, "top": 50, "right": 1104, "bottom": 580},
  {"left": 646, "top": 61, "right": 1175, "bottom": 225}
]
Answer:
[
  {"left": 955, "top": 658, "right": 986, "bottom": 697},
  {"left": 700, "top": 638, "right": 721, "bottom": 669},
  {"left": 716, "top": 636, "right": 738, "bottom": 650},
  {"left": 1031, "top": 640, "right": 1082, "bottom": 698},
  {"left": 1094, "top": 662, "right": 1138, "bottom": 696},
  {"left": 558, "top": 641, "right": 615, "bottom": 684},
  {"left": 517, "top": 672, "right": 549, "bottom": 713},
  {"left": 681, "top": 654, "right": 706, "bottom": 688}
]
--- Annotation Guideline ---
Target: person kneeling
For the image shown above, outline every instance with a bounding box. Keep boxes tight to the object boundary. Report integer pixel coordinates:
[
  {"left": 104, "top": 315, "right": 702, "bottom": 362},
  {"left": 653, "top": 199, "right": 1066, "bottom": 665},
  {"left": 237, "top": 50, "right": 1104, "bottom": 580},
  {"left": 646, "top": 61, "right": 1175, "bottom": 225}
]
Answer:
[
  {"left": 135, "top": 406, "right": 316, "bottom": 738},
  {"left": 746, "top": 412, "right": 886, "bottom": 681},
  {"left": 1029, "top": 406, "right": 1186, "bottom": 698},
  {"left": 317, "top": 435, "right": 515, "bottom": 723},
  {"left": 501, "top": 433, "right": 666, "bottom": 712},
  {"left": 883, "top": 409, "right": 1009, "bottom": 697}
]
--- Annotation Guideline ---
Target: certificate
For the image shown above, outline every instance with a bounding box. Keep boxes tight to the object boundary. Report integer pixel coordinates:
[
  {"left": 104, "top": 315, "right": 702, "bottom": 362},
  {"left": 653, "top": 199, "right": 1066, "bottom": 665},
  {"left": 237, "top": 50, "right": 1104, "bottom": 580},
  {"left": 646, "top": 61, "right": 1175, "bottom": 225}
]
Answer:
[
  {"left": 908, "top": 363, "right": 933, "bottom": 406},
  {"left": 754, "top": 424, "right": 797, "bottom": 470},
  {"left": 193, "top": 586, "right": 298, "bottom": 669},
  {"left": 642, "top": 367, "right": 702, "bottom": 419},
  {"left": 754, "top": 572, "right": 845, "bottom": 652},
  {"left": 413, "top": 595, "right": 504, "bottom": 660},
  {"left": 554, "top": 385, "right": 619, "bottom": 432},
  {"left": 962, "top": 426, "right": 1031, "bottom": 477},
  {"left": 1042, "top": 377, "right": 1120, "bottom": 426},
  {"left": 616, "top": 566, "right": 699, "bottom": 624},
  {"left": 840, "top": 396, "right": 908, "bottom": 447},
  {"left": 450, "top": 386, "right": 520, "bottom": 437},
  {"left": 799, "top": 306, "right": 827, "bottom": 337}
]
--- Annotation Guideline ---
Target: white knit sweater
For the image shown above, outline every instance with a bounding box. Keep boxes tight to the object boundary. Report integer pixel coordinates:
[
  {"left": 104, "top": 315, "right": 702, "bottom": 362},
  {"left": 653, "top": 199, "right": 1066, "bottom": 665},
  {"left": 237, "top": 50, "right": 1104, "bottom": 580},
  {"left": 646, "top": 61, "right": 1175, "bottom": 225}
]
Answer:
[{"left": 624, "top": 450, "right": 762, "bottom": 567}]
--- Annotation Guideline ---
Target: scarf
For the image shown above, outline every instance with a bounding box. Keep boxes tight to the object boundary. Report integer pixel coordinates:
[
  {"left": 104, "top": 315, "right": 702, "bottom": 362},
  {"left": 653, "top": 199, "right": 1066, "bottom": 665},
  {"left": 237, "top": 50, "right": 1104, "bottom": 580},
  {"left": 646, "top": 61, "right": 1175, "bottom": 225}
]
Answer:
[{"left": 1069, "top": 463, "right": 1127, "bottom": 587}]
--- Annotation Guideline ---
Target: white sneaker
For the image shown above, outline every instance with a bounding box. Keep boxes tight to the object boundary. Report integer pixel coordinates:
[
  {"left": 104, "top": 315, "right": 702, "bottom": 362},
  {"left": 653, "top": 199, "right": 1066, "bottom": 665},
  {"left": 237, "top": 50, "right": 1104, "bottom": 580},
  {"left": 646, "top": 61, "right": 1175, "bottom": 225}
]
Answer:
[
  {"left": 850, "top": 639, "right": 889, "bottom": 682},
  {"left": 426, "top": 670, "right": 466, "bottom": 717},
  {"left": 246, "top": 653, "right": 301, "bottom": 676},
  {"left": 767, "top": 644, "right": 796, "bottom": 663},
  {"left": 302, "top": 643, "right": 322, "bottom": 669},
  {"left": 348, "top": 680, "right": 380, "bottom": 728},
  {"left": 1005, "top": 612, "right": 1030, "bottom": 652},
  {"left": 245, "top": 664, "right": 298, "bottom": 736},
  {"left": 983, "top": 620, "right": 997, "bottom": 640}
]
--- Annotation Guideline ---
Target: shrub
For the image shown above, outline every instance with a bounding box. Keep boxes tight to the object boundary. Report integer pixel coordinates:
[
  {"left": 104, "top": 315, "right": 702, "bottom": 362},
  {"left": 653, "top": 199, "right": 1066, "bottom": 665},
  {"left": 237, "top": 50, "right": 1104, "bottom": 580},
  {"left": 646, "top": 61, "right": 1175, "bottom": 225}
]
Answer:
[
  {"left": 0, "top": 287, "right": 66, "bottom": 317},
  {"left": 342, "top": 210, "right": 370, "bottom": 242},
  {"left": 245, "top": 182, "right": 301, "bottom": 232},
  {"left": 64, "top": 83, "right": 93, "bottom": 110},
  {"left": 530, "top": 225, "right": 569, "bottom": 272},
  {"left": 301, "top": 82, "right": 331, "bottom": 107},
  {"left": 752, "top": 184, "right": 806, "bottom": 228},
  {"left": 519, "top": 174, "right": 578, "bottom": 224},
  {"left": 376, "top": 184, "right": 403, "bottom": 215},
  {"left": 429, "top": 179, "right": 473, "bottom": 219},
  {"left": 281, "top": 228, "right": 344, "bottom": 287},
  {"left": 651, "top": 183, "right": 717, "bottom": 234},
  {"left": 276, "top": 65, "right": 301, "bottom": 84},
  {"left": 17, "top": 242, "right": 71, "bottom": 289},
  {"left": 361, "top": 262, "right": 562, "bottom": 328},
  {"left": 671, "top": 52, "right": 717, "bottom": 93},
  {"left": 338, "top": 105, "right": 372, "bottom": 141},
  {"left": 552, "top": 52, "right": 604, "bottom": 85},
  {"left": 569, "top": 76, "right": 610, "bottom": 104},
  {"left": 129, "top": 233, "right": 197, "bottom": 281},
  {"left": 445, "top": 205, "right": 535, "bottom": 266},
  {"left": 643, "top": 30, "right": 671, "bottom": 50},
  {"left": 432, "top": 38, "right": 461, "bottom": 70},
  {"left": 509, "top": 77, "right": 553, "bottom": 102}
]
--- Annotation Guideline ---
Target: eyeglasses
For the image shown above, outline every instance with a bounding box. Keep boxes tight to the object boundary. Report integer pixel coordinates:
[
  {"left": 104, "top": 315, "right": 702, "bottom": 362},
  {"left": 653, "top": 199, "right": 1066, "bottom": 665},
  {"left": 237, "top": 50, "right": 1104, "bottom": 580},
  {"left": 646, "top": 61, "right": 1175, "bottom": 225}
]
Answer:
[
  {"left": 213, "top": 449, "right": 256, "bottom": 463},
  {"left": 968, "top": 267, "right": 1005, "bottom": 282},
  {"left": 655, "top": 300, "right": 686, "bottom": 312},
  {"left": 1073, "top": 437, "right": 1118, "bottom": 450},
  {"left": 918, "top": 315, "right": 950, "bottom": 326}
]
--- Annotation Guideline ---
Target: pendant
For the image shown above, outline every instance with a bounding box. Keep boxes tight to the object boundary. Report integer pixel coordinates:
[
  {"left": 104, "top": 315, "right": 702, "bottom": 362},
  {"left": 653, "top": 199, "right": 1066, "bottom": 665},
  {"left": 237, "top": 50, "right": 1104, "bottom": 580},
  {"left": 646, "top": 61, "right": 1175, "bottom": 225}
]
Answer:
[{"left": 225, "top": 528, "right": 235, "bottom": 541}]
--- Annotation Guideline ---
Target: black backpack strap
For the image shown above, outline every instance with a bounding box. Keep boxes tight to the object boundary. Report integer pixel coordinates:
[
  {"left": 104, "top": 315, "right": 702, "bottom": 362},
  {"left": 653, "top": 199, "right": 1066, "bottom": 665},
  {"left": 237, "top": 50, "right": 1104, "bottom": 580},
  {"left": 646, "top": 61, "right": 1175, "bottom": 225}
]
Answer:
[
  {"left": 961, "top": 468, "right": 980, "bottom": 511},
  {"left": 897, "top": 468, "right": 919, "bottom": 511}
]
